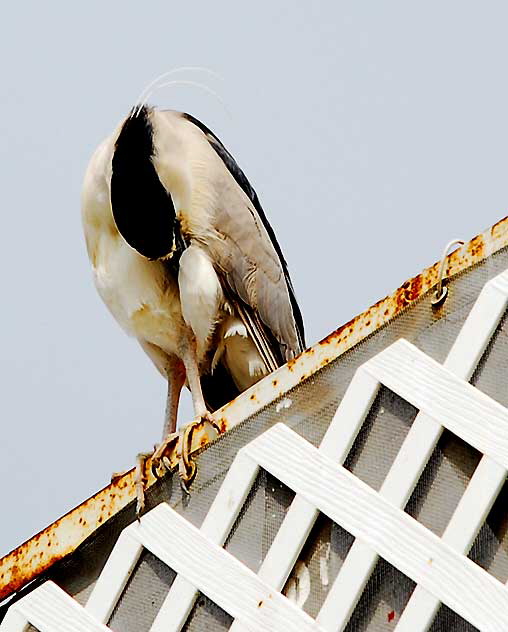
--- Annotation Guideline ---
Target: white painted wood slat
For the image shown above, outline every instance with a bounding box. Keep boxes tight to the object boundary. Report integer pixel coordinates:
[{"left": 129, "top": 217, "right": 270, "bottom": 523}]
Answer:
[
  {"left": 0, "top": 581, "right": 111, "bottom": 632},
  {"left": 249, "top": 423, "right": 508, "bottom": 632}
]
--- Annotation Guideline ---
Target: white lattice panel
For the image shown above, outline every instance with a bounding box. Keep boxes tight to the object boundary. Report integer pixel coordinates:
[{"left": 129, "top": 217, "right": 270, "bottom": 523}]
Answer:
[{"left": 2, "top": 267, "right": 508, "bottom": 632}]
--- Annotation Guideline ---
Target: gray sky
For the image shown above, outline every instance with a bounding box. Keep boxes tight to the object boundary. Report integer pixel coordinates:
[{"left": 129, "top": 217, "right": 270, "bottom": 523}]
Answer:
[{"left": 1, "top": 1, "right": 507, "bottom": 557}]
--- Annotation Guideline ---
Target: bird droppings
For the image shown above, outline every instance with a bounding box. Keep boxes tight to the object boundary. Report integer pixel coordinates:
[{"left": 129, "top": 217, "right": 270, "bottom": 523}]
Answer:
[
  {"left": 1, "top": 216, "right": 507, "bottom": 602},
  {"left": 275, "top": 398, "right": 292, "bottom": 413},
  {"left": 319, "top": 541, "right": 331, "bottom": 587},
  {"left": 284, "top": 561, "right": 311, "bottom": 608}
]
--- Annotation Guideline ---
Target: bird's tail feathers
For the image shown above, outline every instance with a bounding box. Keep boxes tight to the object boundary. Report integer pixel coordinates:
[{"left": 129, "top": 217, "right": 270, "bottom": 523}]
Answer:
[{"left": 233, "top": 300, "right": 280, "bottom": 374}]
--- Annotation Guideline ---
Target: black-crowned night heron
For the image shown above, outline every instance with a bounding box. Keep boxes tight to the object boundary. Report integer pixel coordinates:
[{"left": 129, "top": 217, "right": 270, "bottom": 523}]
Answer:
[{"left": 81, "top": 105, "right": 305, "bottom": 498}]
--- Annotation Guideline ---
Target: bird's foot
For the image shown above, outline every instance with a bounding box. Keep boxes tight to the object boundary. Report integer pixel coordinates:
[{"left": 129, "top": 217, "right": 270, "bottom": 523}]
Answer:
[
  {"left": 131, "top": 414, "right": 221, "bottom": 516},
  {"left": 178, "top": 413, "right": 222, "bottom": 493},
  {"left": 134, "top": 433, "right": 179, "bottom": 520}
]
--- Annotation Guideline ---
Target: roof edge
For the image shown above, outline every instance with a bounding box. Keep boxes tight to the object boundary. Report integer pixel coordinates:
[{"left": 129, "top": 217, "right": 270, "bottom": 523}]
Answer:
[{"left": 1, "top": 215, "right": 507, "bottom": 600}]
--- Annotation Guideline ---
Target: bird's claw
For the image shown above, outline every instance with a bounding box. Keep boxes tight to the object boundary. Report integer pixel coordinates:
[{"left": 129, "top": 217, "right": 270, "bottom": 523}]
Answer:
[
  {"left": 135, "top": 452, "right": 151, "bottom": 520},
  {"left": 150, "top": 454, "right": 172, "bottom": 479},
  {"left": 179, "top": 475, "right": 193, "bottom": 496},
  {"left": 178, "top": 413, "right": 221, "bottom": 491},
  {"left": 200, "top": 411, "right": 222, "bottom": 435},
  {"left": 133, "top": 415, "right": 221, "bottom": 517},
  {"left": 150, "top": 432, "right": 179, "bottom": 478},
  {"left": 135, "top": 435, "right": 177, "bottom": 520}
]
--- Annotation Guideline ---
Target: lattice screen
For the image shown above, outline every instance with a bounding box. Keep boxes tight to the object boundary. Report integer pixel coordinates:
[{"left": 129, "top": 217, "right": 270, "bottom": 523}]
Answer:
[{"left": 2, "top": 266, "right": 508, "bottom": 632}]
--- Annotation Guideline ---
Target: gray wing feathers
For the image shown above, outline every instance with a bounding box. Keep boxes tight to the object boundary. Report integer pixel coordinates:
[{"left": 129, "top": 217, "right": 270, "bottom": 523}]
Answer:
[{"left": 206, "top": 176, "right": 300, "bottom": 362}]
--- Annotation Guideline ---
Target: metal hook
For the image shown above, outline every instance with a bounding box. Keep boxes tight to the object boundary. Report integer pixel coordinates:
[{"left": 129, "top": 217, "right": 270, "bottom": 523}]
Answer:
[{"left": 431, "top": 238, "right": 465, "bottom": 307}]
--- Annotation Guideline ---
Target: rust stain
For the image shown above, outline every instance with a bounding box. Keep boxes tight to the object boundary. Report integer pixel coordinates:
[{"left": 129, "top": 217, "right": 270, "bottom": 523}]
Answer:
[
  {"left": 492, "top": 216, "right": 507, "bottom": 240},
  {"left": 1, "top": 215, "right": 508, "bottom": 602},
  {"left": 393, "top": 274, "right": 423, "bottom": 310},
  {"left": 286, "top": 358, "right": 296, "bottom": 371},
  {"left": 468, "top": 234, "right": 485, "bottom": 259},
  {"left": 0, "top": 467, "right": 139, "bottom": 600}
]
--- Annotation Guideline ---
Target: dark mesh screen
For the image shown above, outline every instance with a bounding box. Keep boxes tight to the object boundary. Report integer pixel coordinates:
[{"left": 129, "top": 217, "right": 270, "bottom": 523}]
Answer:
[
  {"left": 345, "top": 559, "right": 416, "bottom": 631},
  {"left": 344, "top": 386, "right": 417, "bottom": 491},
  {"left": 183, "top": 593, "right": 233, "bottom": 631},
  {"left": 109, "top": 550, "right": 176, "bottom": 632},
  {"left": 430, "top": 604, "right": 479, "bottom": 632},
  {"left": 225, "top": 471, "right": 295, "bottom": 572},
  {"left": 406, "top": 430, "right": 482, "bottom": 537}
]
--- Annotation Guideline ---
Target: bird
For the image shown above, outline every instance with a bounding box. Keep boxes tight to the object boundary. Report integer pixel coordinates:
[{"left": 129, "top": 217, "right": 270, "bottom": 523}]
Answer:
[{"left": 81, "top": 104, "right": 305, "bottom": 491}]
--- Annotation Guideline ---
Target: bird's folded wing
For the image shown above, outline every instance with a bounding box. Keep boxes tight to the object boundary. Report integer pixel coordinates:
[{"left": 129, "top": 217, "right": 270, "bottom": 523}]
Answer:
[
  {"left": 180, "top": 112, "right": 305, "bottom": 364},
  {"left": 206, "top": 174, "right": 302, "bottom": 364}
]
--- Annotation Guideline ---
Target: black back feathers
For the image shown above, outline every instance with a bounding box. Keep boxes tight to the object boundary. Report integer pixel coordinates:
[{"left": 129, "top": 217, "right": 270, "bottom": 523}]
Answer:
[{"left": 111, "top": 106, "right": 176, "bottom": 260}]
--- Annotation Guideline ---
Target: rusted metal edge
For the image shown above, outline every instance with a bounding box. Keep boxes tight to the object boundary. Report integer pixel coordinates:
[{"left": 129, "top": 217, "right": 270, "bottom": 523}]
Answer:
[{"left": 1, "top": 216, "right": 507, "bottom": 601}]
